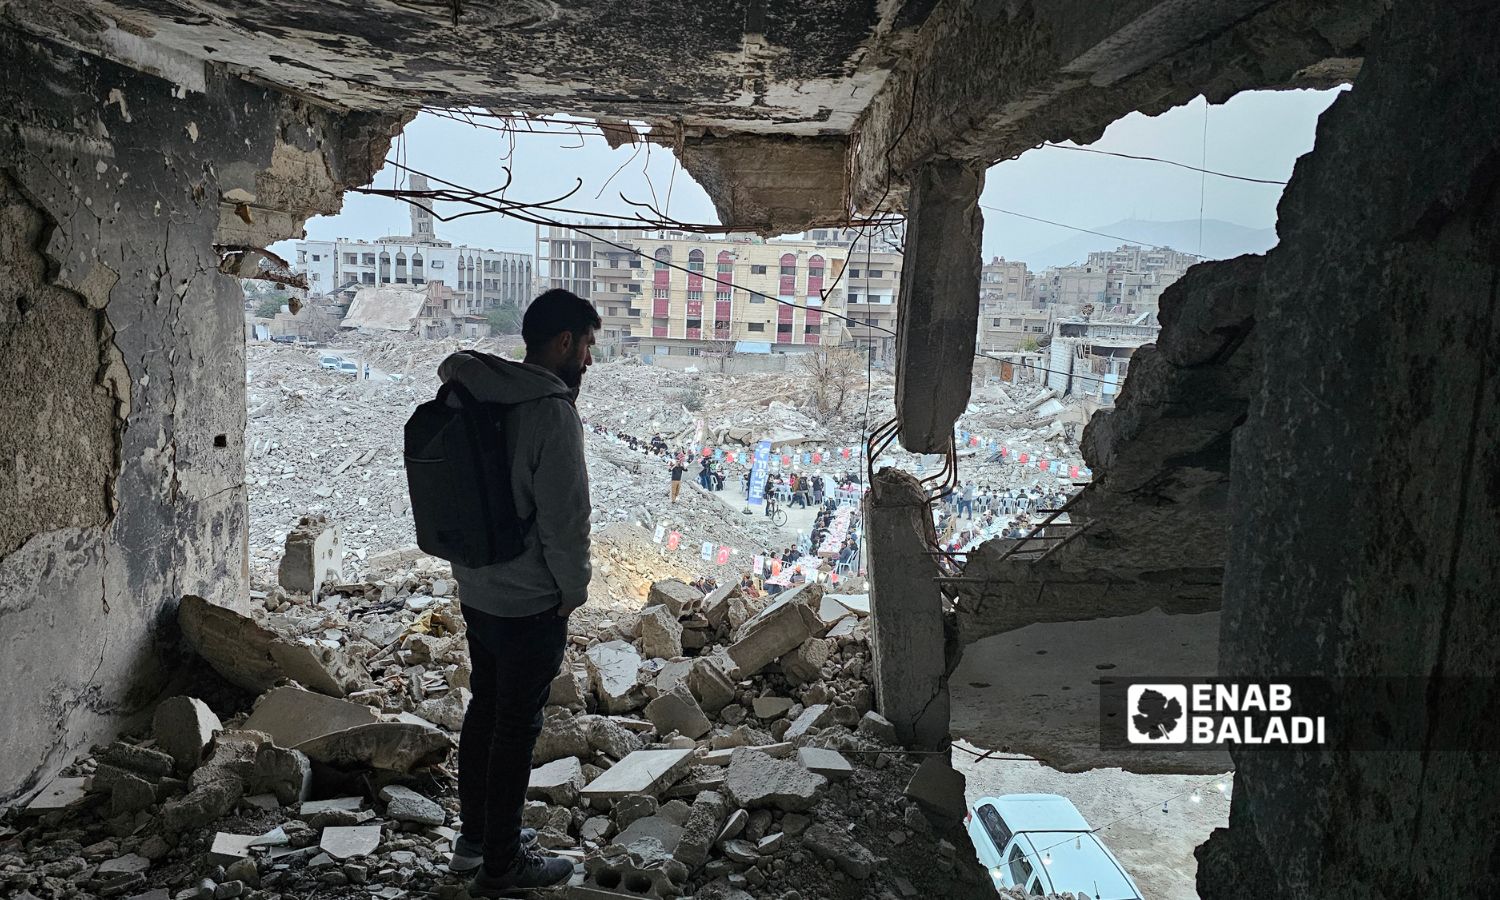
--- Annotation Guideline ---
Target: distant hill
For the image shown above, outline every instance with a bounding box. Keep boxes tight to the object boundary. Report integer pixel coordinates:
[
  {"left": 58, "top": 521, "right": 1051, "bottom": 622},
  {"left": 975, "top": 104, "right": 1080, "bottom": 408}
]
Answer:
[{"left": 1007, "top": 218, "right": 1277, "bottom": 269}]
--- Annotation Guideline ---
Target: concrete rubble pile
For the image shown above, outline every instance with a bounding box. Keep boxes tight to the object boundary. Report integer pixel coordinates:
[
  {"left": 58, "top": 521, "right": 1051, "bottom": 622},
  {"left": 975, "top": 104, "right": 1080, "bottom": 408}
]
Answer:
[{"left": 0, "top": 576, "right": 992, "bottom": 900}]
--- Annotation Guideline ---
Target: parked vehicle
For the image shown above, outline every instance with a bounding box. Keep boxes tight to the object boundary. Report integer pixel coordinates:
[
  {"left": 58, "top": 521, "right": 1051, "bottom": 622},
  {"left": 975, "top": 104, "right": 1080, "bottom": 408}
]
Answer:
[
  {"left": 336, "top": 360, "right": 359, "bottom": 376},
  {"left": 967, "top": 794, "right": 1142, "bottom": 899},
  {"left": 319, "top": 355, "right": 340, "bottom": 370}
]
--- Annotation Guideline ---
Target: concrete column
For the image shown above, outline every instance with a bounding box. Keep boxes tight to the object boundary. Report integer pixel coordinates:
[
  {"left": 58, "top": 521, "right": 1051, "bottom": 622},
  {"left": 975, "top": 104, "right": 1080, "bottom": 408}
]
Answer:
[
  {"left": 894, "top": 159, "right": 984, "bottom": 452},
  {"left": 866, "top": 467, "right": 951, "bottom": 750}
]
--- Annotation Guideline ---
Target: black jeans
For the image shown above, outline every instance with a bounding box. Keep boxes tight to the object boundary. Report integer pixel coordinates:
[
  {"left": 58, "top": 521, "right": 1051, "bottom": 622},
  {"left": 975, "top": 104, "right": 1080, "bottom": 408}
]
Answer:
[{"left": 458, "top": 602, "right": 568, "bottom": 873}]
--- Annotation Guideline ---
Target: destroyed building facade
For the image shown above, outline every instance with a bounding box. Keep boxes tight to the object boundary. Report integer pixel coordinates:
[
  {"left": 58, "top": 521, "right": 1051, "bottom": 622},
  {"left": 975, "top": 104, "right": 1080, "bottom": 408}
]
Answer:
[{"left": 2, "top": 0, "right": 1498, "bottom": 896}]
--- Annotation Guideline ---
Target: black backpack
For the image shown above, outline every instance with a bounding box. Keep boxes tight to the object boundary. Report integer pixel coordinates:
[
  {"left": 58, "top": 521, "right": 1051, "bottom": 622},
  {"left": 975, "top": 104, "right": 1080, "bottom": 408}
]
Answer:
[{"left": 403, "top": 378, "right": 553, "bottom": 568}]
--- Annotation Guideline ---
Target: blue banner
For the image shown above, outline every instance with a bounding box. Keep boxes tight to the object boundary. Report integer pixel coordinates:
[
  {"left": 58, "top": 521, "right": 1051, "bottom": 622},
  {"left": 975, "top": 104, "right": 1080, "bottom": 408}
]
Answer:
[{"left": 748, "top": 440, "right": 773, "bottom": 506}]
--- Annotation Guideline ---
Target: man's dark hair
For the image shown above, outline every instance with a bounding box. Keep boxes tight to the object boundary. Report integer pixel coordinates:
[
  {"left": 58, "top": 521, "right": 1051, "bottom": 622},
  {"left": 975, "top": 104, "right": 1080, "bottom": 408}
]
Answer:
[{"left": 522, "top": 289, "right": 601, "bottom": 351}]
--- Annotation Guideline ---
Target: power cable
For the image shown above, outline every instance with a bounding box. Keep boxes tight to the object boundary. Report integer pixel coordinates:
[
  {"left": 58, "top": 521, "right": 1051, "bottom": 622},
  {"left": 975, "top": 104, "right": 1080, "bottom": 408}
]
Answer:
[
  {"left": 978, "top": 204, "right": 1208, "bottom": 259},
  {"left": 1039, "top": 141, "right": 1288, "bottom": 186}
]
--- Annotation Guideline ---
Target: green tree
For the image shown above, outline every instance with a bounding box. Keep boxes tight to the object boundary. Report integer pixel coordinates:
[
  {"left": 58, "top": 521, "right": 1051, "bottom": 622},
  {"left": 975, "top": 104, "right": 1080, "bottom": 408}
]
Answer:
[
  {"left": 486, "top": 305, "right": 522, "bottom": 335},
  {"left": 1018, "top": 336, "right": 1040, "bottom": 352},
  {"left": 254, "top": 296, "right": 286, "bottom": 319}
]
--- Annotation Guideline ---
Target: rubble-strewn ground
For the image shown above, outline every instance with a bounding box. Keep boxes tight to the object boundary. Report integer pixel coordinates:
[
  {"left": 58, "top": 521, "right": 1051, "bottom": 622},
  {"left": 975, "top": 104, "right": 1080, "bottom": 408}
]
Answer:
[{"left": 0, "top": 334, "right": 1154, "bottom": 900}]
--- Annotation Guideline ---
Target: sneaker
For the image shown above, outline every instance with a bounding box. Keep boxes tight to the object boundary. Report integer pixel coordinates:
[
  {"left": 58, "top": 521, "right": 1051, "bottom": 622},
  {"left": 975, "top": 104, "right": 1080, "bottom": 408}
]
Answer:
[
  {"left": 469, "top": 846, "right": 574, "bottom": 894},
  {"left": 448, "top": 830, "right": 538, "bottom": 874}
]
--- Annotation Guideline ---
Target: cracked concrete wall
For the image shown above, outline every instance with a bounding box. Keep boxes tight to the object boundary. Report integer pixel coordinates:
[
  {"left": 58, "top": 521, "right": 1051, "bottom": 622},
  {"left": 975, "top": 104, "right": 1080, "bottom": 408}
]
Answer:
[
  {"left": 1195, "top": 0, "right": 1500, "bottom": 894},
  {"left": 0, "top": 26, "right": 403, "bottom": 802}
]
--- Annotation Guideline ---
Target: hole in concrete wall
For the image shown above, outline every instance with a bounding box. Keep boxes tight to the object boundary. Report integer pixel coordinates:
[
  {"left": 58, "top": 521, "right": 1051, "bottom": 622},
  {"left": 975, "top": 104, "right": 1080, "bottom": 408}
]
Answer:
[{"left": 214, "top": 434, "right": 227, "bottom": 447}]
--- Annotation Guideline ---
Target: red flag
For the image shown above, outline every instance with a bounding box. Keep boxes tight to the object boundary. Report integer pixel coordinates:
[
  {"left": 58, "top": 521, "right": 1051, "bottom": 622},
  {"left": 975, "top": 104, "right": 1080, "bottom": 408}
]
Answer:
[
  {"left": 969, "top": 435, "right": 980, "bottom": 447},
  {"left": 715, "top": 545, "right": 731, "bottom": 565},
  {"left": 1039, "top": 459, "right": 1050, "bottom": 471},
  {"left": 841, "top": 447, "right": 851, "bottom": 459},
  {"left": 781, "top": 455, "right": 791, "bottom": 466},
  {"left": 726, "top": 452, "right": 736, "bottom": 463},
  {"left": 1000, "top": 447, "right": 1009, "bottom": 457},
  {"left": 702, "top": 447, "right": 712, "bottom": 458},
  {"left": 1019, "top": 452, "right": 1029, "bottom": 464},
  {"left": 666, "top": 532, "right": 681, "bottom": 551},
  {"left": 1069, "top": 465, "right": 1080, "bottom": 478},
  {"left": 771, "top": 559, "right": 782, "bottom": 576},
  {"left": 813, "top": 452, "right": 823, "bottom": 464}
]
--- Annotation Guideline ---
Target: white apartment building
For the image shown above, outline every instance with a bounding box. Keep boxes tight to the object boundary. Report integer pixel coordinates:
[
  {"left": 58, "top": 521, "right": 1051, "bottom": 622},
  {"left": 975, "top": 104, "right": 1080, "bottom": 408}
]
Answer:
[{"left": 296, "top": 175, "right": 532, "bottom": 314}]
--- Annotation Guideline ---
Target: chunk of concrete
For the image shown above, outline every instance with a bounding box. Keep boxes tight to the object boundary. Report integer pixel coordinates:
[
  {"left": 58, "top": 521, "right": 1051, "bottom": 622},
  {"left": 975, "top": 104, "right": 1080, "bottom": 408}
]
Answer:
[
  {"left": 152, "top": 696, "right": 223, "bottom": 774},
  {"left": 725, "top": 589, "right": 824, "bottom": 677},
  {"left": 527, "top": 757, "right": 585, "bottom": 805},
  {"left": 904, "top": 757, "right": 968, "bottom": 823},
  {"left": 587, "top": 715, "right": 645, "bottom": 760},
  {"left": 586, "top": 640, "right": 646, "bottom": 714},
  {"left": 178, "top": 594, "right": 366, "bottom": 698},
  {"left": 319, "top": 825, "right": 381, "bottom": 860},
  {"left": 685, "top": 658, "right": 736, "bottom": 714},
  {"left": 24, "top": 775, "right": 88, "bottom": 814},
  {"left": 797, "top": 747, "right": 853, "bottom": 781},
  {"left": 752, "top": 696, "right": 794, "bottom": 720},
  {"left": 534, "top": 714, "right": 592, "bottom": 764},
  {"left": 378, "top": 784, "right": 446, "bottom": 825},
  {"left": 611, "top": 814, "right": 685, "bottom": 858},
  {"left": 702, "top": 583, "right": 740, "bottom": 631},
  {"left": 97, "top": 852, "right": 150, "bottom": 875},
  {"left": 580, "top": 749, "right": 694, "bottom": 801},
  {"left": 674, "top": 789, "right": 728, "bottom": 871},
  {"left": 779, "top": 638, "right": 833, "bottom": 685},
  {"left": 783, "top": 704, "right": 833, "bottom": 742},
  {"left": 857, "top": 711, "right": 898, "bottom": 745},
  {"left": 638, "top": 605, "right": 684, "bottom": 660},
  {"left": 278, "top": 514, "right": 342, "bottom": 594},
  {"left": 803, "top": 823, "right": 877, "bottom": 879},
  {"left": 294, "top": 720, "right": 452, "bottom": 773},
  {"left": 723, "top": 748, "right": 826, "bottom": 812},
  {"left": 614, "top": 795, "right": 658, "bottom": 831},
  {"left": 242, "top": 686, "right": 380, "bottom": 749},
  {"left": 647, "top": 579, "right": 702, "bottom": 618},
  {"left": 198, "top": 730, "right": 312, "bottom": 806},
  {"left": 209, "top": 834, "right": 257, "bottom": 867},
  {"left": 645, "top": 685, "right": 712, "bottom": 740},
  {"left": 549, "top": 664, "right": 588, "bottom": 708}
]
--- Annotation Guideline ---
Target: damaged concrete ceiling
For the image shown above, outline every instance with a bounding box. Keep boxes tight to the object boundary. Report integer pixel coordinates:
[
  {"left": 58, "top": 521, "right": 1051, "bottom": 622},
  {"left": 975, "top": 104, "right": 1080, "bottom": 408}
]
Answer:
[{"left": 1, "top": 0, "right": 1380, "bottom": 229}]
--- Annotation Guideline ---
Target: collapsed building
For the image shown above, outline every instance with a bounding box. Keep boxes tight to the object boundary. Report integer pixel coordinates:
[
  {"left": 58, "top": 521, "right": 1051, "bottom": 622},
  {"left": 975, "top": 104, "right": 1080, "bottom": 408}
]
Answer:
[{"left": 1, "top": 1, "right": 1497, "bottom": 897}]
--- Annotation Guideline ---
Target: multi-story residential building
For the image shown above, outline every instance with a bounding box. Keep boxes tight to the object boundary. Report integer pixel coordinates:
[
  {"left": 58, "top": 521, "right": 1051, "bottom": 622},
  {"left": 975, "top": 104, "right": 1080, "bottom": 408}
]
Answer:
[
  {"left": 979, "top": 303, "right": 1051, "bottom": 353},
  {"left": 536, "top": 223, "right": 646, "bottom": 357},
  {"left": 296, "top": 175, "right": 532, "bottom": 315},
  {"left": 806, "top": 224, "right": 904, "bottom": 363},
  {"left": 538, "top": 224, "right": 904, "bottom": 360},
  {"left": 1032, "top": 244, "right": 1192, "bottom": 320},
  {"left": 1085, "top": 244, "right": 1197, "bottom": 274},
  {"left": 981, "top": 256, "right": 1029, "bottom": 304},
  {"left": 1046, "top": 315, "right": 1161, "bottom": 401}
]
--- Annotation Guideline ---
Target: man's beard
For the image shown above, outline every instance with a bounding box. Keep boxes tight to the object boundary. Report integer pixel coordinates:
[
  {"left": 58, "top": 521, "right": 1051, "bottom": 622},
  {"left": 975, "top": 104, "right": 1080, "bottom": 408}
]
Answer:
[{"left": 559, "top": 360, "right": 585, "bottom": 389}]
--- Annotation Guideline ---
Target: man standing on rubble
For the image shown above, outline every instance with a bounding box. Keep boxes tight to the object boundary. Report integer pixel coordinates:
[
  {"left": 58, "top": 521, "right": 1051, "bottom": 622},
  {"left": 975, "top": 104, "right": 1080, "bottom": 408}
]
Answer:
[{"left": 436, "top": 289, "right": 599, "bottom": 894}]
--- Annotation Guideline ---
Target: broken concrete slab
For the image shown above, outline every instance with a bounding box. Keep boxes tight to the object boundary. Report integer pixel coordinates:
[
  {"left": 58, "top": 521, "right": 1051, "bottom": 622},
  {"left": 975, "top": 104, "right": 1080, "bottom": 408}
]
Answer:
[
  {"left": 825, "top": 593, "right": 871, "bottom": 617},
  {"left": 904, "top": 757, "right": 968, "bottom": 823},
  {"left": 857, "top": 711, "right": 898, "bottom": 745},
  {"left": 611, "top": 814, "right": 685, "bottom": 858},
  {"left": 587, "top": 715, "right": 645, "bottom": 760},
  {"left": 378, "top": 784, "right": 446, "bottom": 825},
  {"left": 752, "top": 696, "right": 794, "bottom": 719},
  {"left": 780, "top": 638, "right": 833, "bottom": 685},
  {"left": 178, "top": 594, "right": 366, "bottom": 698},
  {"left": 725, "top": 588, "right": 824, "bottom": 677},
  {"left": 294, "top": 720, "right": 452, "bottom": 773},
  {"left": 580, "top": 749, "right": 694, "bottom": 801},
  {"left": 152, "top": 696, "right": 223, "bottom": 774},
  {"left": 586, "top": 640, "right": 646, "bottom": 714},
  {"left": 208, "top": 833, "right": 257, "bottom": 866},
  {"left": 638, "top": 604, "right": 684, "bottom": 660},
  {"left": 797, "top": 747, "right": 854, "bottom": 781},
  {"left": 97, "top": 852, "right": 150, "bottom": 875},
  {"left": 783, "top": 704, "right": 833, "bottom": 742},
  {"left": 674, "top": 789, "right": 728, "bottom": 871},
  {"left": 803, "top": 823, "right": 877, "bottom": 879},
  {"left": 23, "top": 776, "right": 88, "bottom": 814},
  {"left": 242, "top": 686, "right": 381, "bottom": 749},
  {"left": 685, "top": 658, "right": 736, "bottom": 714},
  {"left": 278, "top": 514, "right": 342, "bottom": 594},
  {"left": 645, "top": 685, "right": 712, "bottom": 740},
  {"left": 702, "top": 583, "right": 740, "bottom": 630},
  {"left": 646, "top": 579, "right": 702, "bottom": 618},
  {"left": 723, "top": 748, "right": 826, "bottom": 812},
  {"left": 319, "top": 825, "right": 381, "bottom": 859},
  {"left": 550, "top": 664, "right": 589, "bottom": 708},
  {"left": 700, "top": 741, "right": 792, "bottom": 767},
  {"left": 528, "top": 757, "right": 585, "bottom": 805}
]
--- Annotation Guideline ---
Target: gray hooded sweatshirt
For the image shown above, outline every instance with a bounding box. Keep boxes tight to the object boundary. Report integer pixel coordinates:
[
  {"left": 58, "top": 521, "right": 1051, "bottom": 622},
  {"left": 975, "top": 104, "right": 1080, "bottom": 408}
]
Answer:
[{"left": 436, "top": 350, "right": 592, "bottom": 617}]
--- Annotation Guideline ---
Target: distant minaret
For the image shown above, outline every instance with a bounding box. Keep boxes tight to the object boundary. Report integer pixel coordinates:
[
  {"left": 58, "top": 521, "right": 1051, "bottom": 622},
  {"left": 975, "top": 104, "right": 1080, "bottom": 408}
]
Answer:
[{"left": 408, "top": 173, "right": 436, "bottom": 240}]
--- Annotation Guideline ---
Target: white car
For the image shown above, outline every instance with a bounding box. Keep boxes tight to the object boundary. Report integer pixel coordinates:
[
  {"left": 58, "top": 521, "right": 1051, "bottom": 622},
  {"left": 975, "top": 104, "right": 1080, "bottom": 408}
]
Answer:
[
  {"left": 336, "top": 360, "right": 359, "bottom": 376},
  {"left": 318, "top": 355, "right": 340, "bottom": 370},
  {"left": 967, "top": 794, "right": 1143, "bottom": 899}
]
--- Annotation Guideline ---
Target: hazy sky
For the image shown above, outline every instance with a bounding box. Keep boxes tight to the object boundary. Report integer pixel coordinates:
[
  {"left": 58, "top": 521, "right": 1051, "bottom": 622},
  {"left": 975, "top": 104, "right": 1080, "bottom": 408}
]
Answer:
[{"left": 283, "top": 88, "right": 1344, "bottom": 267}]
